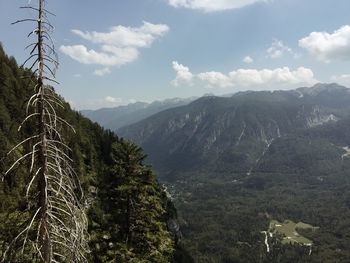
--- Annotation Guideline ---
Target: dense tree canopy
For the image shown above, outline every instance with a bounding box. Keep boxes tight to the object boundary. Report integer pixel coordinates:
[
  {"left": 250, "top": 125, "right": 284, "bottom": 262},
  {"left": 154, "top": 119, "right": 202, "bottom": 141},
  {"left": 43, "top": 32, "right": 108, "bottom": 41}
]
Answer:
[
  {"left": 0, "top": 44, "right": 190, "bottom": 262},
  {"left": 90, "top": 140, "right": 174, "bottom": 262}
]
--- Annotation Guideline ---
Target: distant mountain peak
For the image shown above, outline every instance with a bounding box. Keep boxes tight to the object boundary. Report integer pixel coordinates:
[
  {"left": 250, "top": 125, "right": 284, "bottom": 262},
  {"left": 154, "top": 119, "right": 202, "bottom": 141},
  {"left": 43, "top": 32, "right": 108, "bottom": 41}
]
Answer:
[
  {"left": 297, "top": 83, "right": 349, "bottom": 96},
  {"left": 81, "top": 97, "right": 197, "bottom": 130}
]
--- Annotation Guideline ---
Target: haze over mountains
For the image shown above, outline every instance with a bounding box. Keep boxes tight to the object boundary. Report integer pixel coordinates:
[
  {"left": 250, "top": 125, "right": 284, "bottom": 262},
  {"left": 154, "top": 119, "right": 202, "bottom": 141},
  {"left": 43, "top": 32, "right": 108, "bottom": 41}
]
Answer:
[{"left": 81, "top": 97, "right": 196, "bottom": 130}]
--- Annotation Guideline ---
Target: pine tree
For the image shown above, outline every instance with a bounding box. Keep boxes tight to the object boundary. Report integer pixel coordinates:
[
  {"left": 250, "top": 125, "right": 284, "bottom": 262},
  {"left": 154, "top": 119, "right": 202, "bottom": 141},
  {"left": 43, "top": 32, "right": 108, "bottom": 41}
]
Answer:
[{"left": 90, "top": 139, "right": 174, "bottom": 262}]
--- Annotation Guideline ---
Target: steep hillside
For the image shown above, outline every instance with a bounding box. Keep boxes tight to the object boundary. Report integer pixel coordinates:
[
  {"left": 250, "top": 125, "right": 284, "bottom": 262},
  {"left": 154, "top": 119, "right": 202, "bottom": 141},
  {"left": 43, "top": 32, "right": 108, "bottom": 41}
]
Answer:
[
  {"left": 119, "top": 84, "right": 348, "bottom": 180},
  {"left": 0, "top": 44, "right": 191, "bottom": 262},
  {"left": 119, "top": 84, "right": 350, "bottom": 262}
]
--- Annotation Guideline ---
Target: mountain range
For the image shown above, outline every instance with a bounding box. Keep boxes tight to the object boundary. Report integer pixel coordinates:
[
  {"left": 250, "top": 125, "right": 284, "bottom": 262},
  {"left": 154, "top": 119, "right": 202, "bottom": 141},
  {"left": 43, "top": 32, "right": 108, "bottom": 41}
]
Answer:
[
  {"left": 116, "top": 83, "right": 350, "bottom": 262},
  {"left": 118, "top": 83, "right": 349, "bottom": 180},
  {"left": 81, "top": 97, "right": 196, "bottom": 131}
]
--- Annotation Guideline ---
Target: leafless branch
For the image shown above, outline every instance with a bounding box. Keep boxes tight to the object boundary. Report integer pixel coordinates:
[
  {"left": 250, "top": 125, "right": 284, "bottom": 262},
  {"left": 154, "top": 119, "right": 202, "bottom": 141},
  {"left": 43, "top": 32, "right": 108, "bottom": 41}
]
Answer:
[{"left": 4, "top": 0, "right": 88, "bottom": 262}]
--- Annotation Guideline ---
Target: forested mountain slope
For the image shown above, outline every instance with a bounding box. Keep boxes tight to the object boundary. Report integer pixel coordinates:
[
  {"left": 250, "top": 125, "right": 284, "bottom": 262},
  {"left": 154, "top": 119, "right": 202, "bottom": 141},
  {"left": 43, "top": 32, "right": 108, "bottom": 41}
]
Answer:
[
  {"left": 0, "top": 44, "right": 192, "bottom": 262},
  {"left": 119, "top": 83, "right": 350, "bottom": 262},
  {"left": 119, "top": 84, "right": 348, "bottom": 179}
]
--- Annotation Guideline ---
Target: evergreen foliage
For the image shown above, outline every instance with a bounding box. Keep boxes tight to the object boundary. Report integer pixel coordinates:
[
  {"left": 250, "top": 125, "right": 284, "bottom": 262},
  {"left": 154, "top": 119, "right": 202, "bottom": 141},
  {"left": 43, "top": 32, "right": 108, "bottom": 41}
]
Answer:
[
  {"left": 120, "top": 82, "right": 350, "bottom": 262},
  {"left": 90, "top": 140, "right": 174, "bottom": 262},
  {"left": 0, "top": 44, "right": 187, "bottom": 262}
]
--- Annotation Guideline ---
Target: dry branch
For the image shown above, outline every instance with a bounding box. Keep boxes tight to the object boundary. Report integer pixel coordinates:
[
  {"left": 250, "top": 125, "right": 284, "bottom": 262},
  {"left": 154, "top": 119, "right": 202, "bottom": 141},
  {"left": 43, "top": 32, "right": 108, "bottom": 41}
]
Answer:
[{"left": 2, "top": 1, "right": 88, "bottom": 262}]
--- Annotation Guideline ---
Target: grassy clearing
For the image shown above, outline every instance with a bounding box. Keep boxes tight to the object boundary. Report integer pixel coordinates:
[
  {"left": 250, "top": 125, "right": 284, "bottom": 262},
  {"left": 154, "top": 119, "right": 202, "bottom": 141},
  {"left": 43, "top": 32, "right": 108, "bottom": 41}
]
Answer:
[{"left": 269, "top": 220, "right": 319, "bottom": 245}]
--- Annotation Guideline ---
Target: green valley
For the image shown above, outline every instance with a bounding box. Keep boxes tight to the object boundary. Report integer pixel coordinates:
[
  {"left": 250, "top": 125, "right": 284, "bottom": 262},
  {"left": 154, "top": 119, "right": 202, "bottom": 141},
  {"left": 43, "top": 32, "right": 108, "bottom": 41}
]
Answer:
[{"left": 119, "top": 85, "right": 350, "bottom": 262}]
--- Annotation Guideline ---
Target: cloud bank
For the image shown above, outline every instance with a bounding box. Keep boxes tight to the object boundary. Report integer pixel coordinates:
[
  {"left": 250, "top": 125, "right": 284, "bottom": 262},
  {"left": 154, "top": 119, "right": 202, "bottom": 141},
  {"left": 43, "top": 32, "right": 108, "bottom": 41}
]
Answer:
[
  {"left": 172, "top": 61, "right": 317, "bottom": 90},
  {"left": 331, "top": 74, "right": 350, "bottom": 87},
  {"left": 167, "top": 0, "right": 268, "bottom": 12}
]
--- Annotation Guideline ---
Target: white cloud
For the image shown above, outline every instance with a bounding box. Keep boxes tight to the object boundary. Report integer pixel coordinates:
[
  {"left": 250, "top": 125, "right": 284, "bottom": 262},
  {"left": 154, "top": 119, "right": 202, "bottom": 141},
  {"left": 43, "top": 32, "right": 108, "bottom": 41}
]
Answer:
[
  {"left": 94, "top": 67, "right": 111, "bottom": 76},
  {"left": 243, "top": 56, "right": 254, "bottom": 64},
  {"left": 267, "top": 39, "right": 292, "bottom": 59},
  {"left": 198, "top": 71, "right": 231, "bottom": 88},
  {"left": 105, "top": 96, "right": 122, "bottom": 103},
  {"left": 71, "top": 22, "right": 169, "bottom": 48},
  {"left": 172, "top": 63, "right": 317, "bottom": 90},
  {"left": 228, "top": 67, "right": 315, "bottom": 87},
  {"left": 60, "top": 21, "right": 169, "bottom": 70},
  {"left": 171, "top": 61, "right": 194, "bottom": 86},
  {"left": 299, "top": 25, "right": 350, "bottom": 62},
  {"left": 331, "top": 74, "right": 350, "bottom": 87},
  {"left": 73, "top": 73, "right": 81, "bottom": 78},
  {"left": 60, "top": 45, "right": 139, "bottom": 66},
  {"left": 167, "top": 0, "right": 269, "bottom": 12}
]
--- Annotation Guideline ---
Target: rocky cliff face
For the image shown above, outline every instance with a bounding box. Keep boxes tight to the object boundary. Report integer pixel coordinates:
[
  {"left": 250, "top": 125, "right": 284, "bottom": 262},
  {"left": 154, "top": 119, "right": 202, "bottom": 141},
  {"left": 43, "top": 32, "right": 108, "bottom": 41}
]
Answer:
[{"left": 118, "top": 84, "right": 349, "bottom": 179}]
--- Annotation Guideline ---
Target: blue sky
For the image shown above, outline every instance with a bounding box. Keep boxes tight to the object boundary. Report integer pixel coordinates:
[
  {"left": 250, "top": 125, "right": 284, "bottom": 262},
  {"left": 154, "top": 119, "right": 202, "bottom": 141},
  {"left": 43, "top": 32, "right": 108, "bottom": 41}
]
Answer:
[{"left": 1, "top": 0, "right": 350, "bottom": 109}]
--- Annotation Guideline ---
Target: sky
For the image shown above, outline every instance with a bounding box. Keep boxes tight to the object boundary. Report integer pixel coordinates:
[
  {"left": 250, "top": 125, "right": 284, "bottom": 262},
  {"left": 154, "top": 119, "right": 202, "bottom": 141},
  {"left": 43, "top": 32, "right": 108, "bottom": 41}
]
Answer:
[{"left": 1, "top": 0, "right": 350, "bottom": 109}]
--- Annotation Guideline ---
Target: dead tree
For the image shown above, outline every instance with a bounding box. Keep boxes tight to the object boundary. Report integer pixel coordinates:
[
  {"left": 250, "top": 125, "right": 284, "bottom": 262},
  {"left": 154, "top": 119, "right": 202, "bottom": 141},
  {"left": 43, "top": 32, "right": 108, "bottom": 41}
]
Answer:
[{"left": 2, "top": 0, "right": 88, "bottom": 262}]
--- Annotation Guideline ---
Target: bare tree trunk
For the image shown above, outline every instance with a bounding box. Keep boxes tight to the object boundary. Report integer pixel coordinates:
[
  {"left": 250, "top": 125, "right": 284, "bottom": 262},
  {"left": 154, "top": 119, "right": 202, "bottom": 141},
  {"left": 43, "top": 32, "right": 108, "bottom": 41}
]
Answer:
[
  {"left": 37, "top": 1, "right": 51, "bottom": 261},
  {"left": 2, "top": 0, "right": 88, "bottom": 262}
]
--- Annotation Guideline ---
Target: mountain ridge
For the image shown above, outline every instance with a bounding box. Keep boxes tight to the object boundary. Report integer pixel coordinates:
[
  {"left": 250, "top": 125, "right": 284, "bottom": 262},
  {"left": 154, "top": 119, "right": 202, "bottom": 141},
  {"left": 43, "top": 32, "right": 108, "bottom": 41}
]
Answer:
[
  {"left": 118, "top": 83, "right": 350, "bottom": 179},
  {"left": 81, "top": 97, "right": 197, "bottom": 131},
  {"left": 117, "top": 82, "right": 350, "bottom": 261}
]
